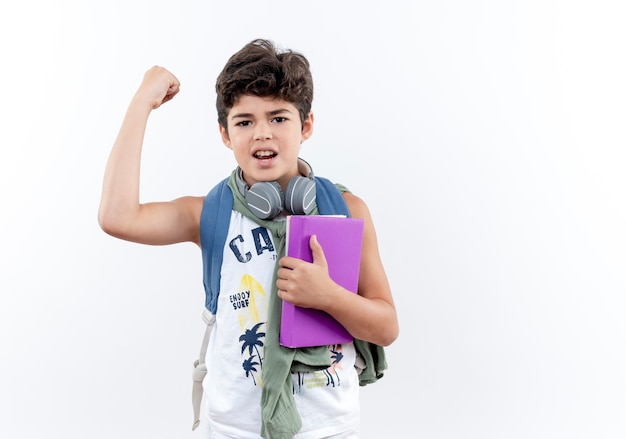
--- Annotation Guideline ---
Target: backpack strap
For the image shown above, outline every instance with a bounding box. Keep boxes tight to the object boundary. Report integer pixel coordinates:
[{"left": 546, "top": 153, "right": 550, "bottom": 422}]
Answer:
[
  {"left": 191, "top": 174, "right": 348, "bottom": 430},
  {"left": 191, "top": 309, "right": 215, "bottom": 431},
  {"left": 200, "top": 177, "right": 233, "bottom": 314},
  {"left": 314, "top": 176, "right": 350, "bottom": 216},
  {"left": 192, "top": 177, "right": 233, "bottom": 430}
]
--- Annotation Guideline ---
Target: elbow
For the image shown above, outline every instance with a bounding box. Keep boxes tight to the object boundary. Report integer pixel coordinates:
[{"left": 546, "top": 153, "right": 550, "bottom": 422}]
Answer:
[
  {"left": 98, "top": 214, "right": 116, "bottom": 237},
  {"left": 358, "top": 318, "right": 398, "bottom": 347},
  {"left": 378, "top": 324, "right": 399, "bottom": 347},
  {"left": 375, "top": 302, "right": 399, "bottom": 347},
  {"left": 97, "top": 207, "right": 124, "bottom": 238}
]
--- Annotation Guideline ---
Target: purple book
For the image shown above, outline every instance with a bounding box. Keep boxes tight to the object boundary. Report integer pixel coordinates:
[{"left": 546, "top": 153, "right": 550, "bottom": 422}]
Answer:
[{"left": 280, "top": 215, "right": 364, "bottom": 348}]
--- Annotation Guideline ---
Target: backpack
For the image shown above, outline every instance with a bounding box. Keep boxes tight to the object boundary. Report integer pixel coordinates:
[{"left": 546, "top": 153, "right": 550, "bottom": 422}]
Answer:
[{"left": 191, "top": 175, "right": 350, "bottom": 430}]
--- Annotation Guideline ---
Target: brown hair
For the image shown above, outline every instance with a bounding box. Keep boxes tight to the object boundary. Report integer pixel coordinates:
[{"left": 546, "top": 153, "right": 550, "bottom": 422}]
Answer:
[{"left": 215, "top": 39, "right": 313, "bottom": 130}]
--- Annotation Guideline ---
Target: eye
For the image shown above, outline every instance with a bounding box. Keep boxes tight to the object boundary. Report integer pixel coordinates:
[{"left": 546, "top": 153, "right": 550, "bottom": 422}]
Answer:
[
  {"left": 235, "top": 120, "right": 252, "bottom": 127},
  {"left": 272, "top": 116, "right": 287, "bottom": 123}
]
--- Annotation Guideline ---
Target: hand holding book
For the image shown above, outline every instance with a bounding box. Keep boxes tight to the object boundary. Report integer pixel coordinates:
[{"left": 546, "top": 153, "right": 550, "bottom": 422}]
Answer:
[
  {"left": 278, "top": 215, "right": 364, "bottom": 348},
  {"left": 276, "top": 234, "right": 338, "bottom": 309}
]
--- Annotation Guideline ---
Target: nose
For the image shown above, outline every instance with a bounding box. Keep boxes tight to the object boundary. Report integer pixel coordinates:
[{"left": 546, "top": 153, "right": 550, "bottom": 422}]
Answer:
[{"left": 253, "top": 122, "right": 272, "bottom": 141}]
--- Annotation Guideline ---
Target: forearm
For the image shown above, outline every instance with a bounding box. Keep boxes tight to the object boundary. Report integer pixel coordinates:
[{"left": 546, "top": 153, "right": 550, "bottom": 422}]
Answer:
[{"left": 323, "top": 285, "right": 399, "bottom": 347}]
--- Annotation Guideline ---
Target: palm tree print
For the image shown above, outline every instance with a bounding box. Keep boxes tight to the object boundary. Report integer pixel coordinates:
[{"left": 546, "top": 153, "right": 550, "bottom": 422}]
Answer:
[
  {"left": 294, "top": 372, "right": 307, "bottom": 393},
  {"left": 329, "top": 344, "right": 344, "bottom": 386},
  {"left": 292, "top": 345, "right": 346, "bottom": 393},
  {"left": 323, "top": 369, "right": 335, "bottom": 387},
  {"left": 242, "top": 355, "right": 260, "bottom": 385},
  {"left": 239, "top": 322, "right": 265, "bottom": 367}
]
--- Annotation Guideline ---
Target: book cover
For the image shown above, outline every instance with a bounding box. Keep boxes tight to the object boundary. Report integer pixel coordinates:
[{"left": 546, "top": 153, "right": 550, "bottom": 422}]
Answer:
[{"left": 280, "top": 215, "right": 365, "bottom": 348}]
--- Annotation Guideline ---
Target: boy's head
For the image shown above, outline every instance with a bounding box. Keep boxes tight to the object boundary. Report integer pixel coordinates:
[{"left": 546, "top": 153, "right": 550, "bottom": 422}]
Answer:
[{"left": 215, "top": 39, "right": 313, "bottom": 131}]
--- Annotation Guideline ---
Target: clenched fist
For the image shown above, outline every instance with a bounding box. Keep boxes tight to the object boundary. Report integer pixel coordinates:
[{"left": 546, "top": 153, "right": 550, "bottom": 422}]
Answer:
[{"left": 134, "top": 66, "right": 180, "bottom": 110}]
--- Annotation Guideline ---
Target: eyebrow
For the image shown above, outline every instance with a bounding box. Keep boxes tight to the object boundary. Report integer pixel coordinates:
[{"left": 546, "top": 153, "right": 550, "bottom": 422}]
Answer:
[{"left": 230, "top": 108, "right": 294, "bottom": 120}]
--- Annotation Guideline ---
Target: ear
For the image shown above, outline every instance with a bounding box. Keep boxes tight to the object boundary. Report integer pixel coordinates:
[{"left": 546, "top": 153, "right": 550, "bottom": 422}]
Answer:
[
  {"left": 219, "top": 125, "right": 232, "bottom": 149},
  {"left": 301, "top": 112, "right": 314, "bottom": 142}
]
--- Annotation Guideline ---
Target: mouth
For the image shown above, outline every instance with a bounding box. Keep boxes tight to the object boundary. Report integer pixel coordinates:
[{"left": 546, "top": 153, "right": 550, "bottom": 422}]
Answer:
[{"left": 254, "top": 150, "right": 277, "bottom": 160}]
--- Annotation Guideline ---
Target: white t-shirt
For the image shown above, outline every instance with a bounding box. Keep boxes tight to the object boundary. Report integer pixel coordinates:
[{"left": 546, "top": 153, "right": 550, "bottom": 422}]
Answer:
[{"left": 204, "top": 212, "right": 359, "bottom": 438}]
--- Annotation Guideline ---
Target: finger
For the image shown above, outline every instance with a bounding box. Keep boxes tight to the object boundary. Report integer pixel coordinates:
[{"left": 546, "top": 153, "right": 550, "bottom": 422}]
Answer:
[
  {"left": 277, "top": 266, "right": 291, "bottom": 280},
  {"left": 162, "top": 86, "right": 179, "bottom": 104},
  {"left": 278, "top": 256, "right": 299, "bottom": 270},
  {"left": 275, "top": 282, "right": 288, "bottom": 299},
  {"left": 309, "top": 235, "right": 327, "bottom": 267},
  {"left": 275, "top": 277, "right": 286, "bottom": 289}
]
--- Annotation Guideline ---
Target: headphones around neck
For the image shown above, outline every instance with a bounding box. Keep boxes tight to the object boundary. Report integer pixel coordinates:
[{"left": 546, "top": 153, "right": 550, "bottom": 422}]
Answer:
[{"left": 235, "top": 158, "right": 317, "bottom": 220}]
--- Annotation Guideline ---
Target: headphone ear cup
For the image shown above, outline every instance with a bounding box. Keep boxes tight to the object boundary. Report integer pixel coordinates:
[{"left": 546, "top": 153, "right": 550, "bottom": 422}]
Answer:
[
  {"left": 285, "top": 176, "right": 316, "bottom": 215},
  {"left": 245, "top": 181, "right": 285, "bottom": 219}
]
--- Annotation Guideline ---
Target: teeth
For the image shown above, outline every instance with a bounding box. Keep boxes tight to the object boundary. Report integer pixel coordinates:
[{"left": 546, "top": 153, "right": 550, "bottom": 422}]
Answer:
[{"left": 255, "top": 151, "right": 275, "bottom": 158}]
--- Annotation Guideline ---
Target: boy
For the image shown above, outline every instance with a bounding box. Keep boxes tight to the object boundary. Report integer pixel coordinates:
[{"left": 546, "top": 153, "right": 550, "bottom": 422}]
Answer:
[{"left": 99, "top": 39, "right": 398, "bottom": 438}]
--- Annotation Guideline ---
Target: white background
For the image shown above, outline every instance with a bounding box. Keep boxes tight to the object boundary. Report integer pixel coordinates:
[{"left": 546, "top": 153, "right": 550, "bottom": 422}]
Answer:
[{"left": 1, "top": 1, "right": 625, "bottom": 438}]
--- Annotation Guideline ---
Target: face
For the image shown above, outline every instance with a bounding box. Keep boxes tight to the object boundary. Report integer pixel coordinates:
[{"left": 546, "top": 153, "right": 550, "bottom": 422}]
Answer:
[{"left": 220, "top": 94, "right": 314, "bottom": 190}]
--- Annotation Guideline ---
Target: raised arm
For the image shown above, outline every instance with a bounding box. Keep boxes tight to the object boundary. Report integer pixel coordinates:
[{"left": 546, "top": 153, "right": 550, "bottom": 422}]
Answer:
[{"left": 98, "top": 66, "right": 203, "bottom": 246}]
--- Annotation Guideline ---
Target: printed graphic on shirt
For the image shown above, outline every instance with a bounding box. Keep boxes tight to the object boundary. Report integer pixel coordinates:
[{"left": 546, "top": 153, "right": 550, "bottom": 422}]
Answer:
[
  {"left": 227, "top": 225, "right": 276, "bottom": 263},
  {"left": 231, "top": 274, "right": 268, "bottom": 326},
  {"left": 225, "top": 222, "right": 345, "bottom": 392},
  {"left": 234, "top": 274, "right": 268, "bottom": 387},
  {"left": 232, "top": 274, "right": 346, "bottom": 390},
  {"left": 293, "top": 344, "right": 345, "bottom": 393},
  {"left": 240, "top": 321, "right": 265, "bottom": 385}
]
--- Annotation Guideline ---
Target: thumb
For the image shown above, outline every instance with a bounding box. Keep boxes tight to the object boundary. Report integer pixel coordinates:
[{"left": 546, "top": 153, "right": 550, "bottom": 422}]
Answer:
[{"left": 309, "top": 235, "right": 328, "bottom": 268}]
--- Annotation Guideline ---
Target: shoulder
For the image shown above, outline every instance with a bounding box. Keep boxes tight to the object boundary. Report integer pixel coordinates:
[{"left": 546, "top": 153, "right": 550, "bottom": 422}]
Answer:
[
  {"left": 324, "top": 179, "right": 371, "bottom": 220},
  {"left": 174, "top": 195, "right": 205, "bottom": 213},
  {"left": 341, "top": 191, "right": 371, "bottom": 220}
]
